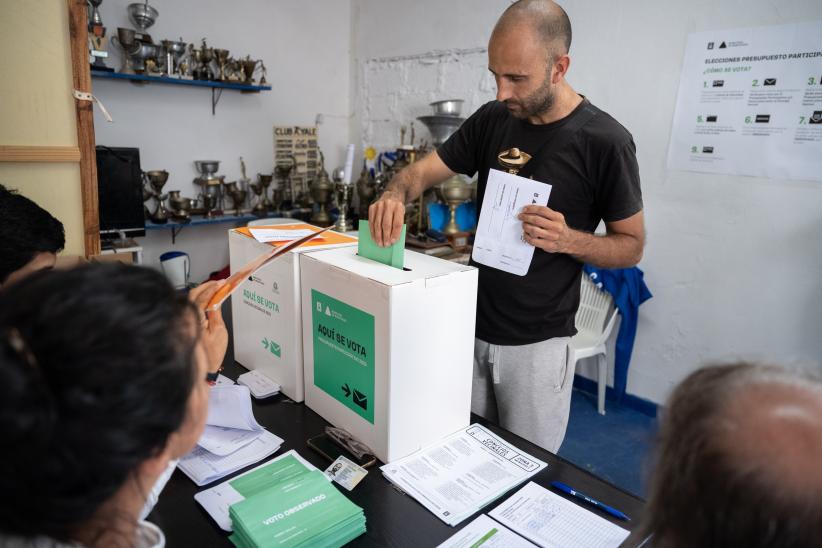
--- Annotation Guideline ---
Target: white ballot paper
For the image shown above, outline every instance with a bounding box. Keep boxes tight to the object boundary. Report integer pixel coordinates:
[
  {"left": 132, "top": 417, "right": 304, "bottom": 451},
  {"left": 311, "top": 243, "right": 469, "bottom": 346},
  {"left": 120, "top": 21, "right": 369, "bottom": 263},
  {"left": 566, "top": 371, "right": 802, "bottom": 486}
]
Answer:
[
  {"left": 249, "top": 227, "right": 325, "bottom": 243},
  {"left": 437, "top": 514, "right": 536, "bottom": 548},
  {"left": 177, "top": 430, "right": 284, "bottom": 487},
  {"left": 489, "top": 482, "right": 629, "bottom": 548},
  {"left": 472, "top": 169, "right": 551, "bottom": 276},
  {"left": 194, "top": 449, "right": 318, "bottom": 532},
  {"left": 381, "top": 424, "right": 547, "bottom": 526},
  {"left": 206, "top": 384, "right": 263, "bottom": 431}
]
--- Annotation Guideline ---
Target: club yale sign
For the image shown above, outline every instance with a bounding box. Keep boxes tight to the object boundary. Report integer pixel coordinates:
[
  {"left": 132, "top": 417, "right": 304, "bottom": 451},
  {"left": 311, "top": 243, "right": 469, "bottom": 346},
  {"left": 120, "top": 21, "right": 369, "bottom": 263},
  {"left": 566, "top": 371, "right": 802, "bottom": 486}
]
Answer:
[{"left": 311, "top": 289, "right": 375, "bottom": 424}]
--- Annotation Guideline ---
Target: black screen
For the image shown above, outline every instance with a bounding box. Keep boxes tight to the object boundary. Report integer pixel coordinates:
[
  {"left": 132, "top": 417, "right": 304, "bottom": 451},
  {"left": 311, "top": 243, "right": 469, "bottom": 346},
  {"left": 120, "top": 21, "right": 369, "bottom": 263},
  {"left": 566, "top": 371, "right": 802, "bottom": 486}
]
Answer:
[{"left": 96, "top": 146, "right": 146, "bottom": 238}]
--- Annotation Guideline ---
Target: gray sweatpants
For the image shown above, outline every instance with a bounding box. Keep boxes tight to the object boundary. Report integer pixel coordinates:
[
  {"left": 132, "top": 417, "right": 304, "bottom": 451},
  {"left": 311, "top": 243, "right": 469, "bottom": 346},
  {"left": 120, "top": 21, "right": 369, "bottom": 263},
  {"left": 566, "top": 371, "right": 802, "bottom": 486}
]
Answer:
[{"left": 472, "top": 336, "right": 573, "bottom": 453}]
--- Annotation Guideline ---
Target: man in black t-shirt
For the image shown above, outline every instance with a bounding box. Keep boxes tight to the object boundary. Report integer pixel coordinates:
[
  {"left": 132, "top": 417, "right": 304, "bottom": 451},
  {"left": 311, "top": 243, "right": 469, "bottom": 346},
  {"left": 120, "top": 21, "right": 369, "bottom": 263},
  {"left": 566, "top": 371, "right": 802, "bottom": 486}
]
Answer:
[{"left": 369, "top": 0, "right": 644, "bottom": 452}]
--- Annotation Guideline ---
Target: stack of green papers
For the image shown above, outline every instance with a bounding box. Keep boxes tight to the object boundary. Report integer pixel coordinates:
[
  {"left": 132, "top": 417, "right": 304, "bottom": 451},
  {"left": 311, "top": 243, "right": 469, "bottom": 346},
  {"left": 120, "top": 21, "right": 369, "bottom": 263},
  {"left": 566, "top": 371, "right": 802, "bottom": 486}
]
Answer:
[{"left": 228, "top": 465, "right": 366, "bottom": 547}]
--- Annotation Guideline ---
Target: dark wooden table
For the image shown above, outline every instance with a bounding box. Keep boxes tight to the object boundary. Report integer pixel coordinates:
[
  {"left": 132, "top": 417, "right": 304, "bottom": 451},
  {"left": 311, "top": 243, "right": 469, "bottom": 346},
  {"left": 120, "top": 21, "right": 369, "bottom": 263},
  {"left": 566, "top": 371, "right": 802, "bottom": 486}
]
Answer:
[{"left": 149, "top": 306, "right": 645, "bottom": 546}]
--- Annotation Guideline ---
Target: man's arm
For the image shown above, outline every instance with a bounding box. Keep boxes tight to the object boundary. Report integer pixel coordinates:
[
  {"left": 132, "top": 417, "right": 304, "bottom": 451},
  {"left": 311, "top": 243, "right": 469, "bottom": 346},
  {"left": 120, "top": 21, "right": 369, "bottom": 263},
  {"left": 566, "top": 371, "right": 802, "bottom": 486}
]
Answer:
[
  {"left": 519, "top": 207, "right": 645, "bottom": 268},
  {"left": 368, "top": 150, "right": 456, "bottom": 246}
]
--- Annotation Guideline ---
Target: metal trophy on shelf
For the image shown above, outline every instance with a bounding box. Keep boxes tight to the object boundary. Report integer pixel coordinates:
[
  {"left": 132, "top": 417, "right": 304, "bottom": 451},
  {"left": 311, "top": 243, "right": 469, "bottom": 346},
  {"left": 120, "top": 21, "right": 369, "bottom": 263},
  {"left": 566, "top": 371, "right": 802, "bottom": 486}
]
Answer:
[
  {"left": 144, "top": 170, "right": 170, "bottom": 223},
  {"left": 128, "top": 1, "right": 158, "bottom": 32},
  {"left": 88, "top": 0, "right": 113, "bottom": 72},
  {"left": 239, "top": 56, "right": 260, "bottom": 85},
  {"left": 214, "top": 48, "right": 230, "bottom": 81},
  {"left": 332, "top": 168, "right": 354, "bottom": 233},
  {"left": 356, "top": 166, "right": 377, "bottom": 220},
  {"left": 310, "top": 162, "right": 334, "bottom": 225},
  {"left": 436, "top": 176, "right": 472, "bottom": 235},
  {"left": 257, "top": 173, "right": 274, "bottom": 212},
  {"left": 193, "top": 160, "right": 224, "bottom": 218},
  {"left": 249, "top": 180, "right": 267, "bottom": 216},
  {"left": 167, "top": 190, "right": 194, "bottom": 221},
  {"left": 274, "top": 157, "right": 296, "bottom": 211},
  {"left": 111, "top": 27, "right": 140, "bottom": 74},
  {"left": 192, "top": 39, "right": 215, "bottom": 81},
  {"left": 161, "top": 38, "right": 187, "bottom": 77}
]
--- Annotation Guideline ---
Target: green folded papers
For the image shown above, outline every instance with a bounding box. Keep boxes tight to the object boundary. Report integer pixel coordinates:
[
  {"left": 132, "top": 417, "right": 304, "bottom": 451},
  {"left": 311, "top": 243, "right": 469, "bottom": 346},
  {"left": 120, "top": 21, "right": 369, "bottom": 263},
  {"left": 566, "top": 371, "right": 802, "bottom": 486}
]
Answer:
[
  {"left": 228, "top": 455, "right": 366, "bottom": 548},
  {"left": 358, "top": 220, "right": 405, "bottom": 269}
]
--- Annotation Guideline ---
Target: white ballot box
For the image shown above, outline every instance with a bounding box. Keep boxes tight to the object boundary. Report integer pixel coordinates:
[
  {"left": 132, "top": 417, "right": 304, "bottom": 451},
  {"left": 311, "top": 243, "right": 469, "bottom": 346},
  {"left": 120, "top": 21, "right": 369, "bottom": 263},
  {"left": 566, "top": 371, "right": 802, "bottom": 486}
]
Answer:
[
  {"left": 300, "top": 246, "right": 478, "bottom": 462},
  {"left": 229, "top": 224, "right": 357, "bottom": 402}
]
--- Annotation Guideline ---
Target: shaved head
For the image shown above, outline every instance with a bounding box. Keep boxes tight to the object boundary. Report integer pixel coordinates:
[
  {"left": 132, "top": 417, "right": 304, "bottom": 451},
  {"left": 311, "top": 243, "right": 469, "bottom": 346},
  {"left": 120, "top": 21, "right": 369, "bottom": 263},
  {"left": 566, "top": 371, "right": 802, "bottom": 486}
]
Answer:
[
  {"left": 643, "top": 363, "right": 822, "bottom": 547},
  {"left": 494, "top": 0, "right": 572, "bottom": 61}
]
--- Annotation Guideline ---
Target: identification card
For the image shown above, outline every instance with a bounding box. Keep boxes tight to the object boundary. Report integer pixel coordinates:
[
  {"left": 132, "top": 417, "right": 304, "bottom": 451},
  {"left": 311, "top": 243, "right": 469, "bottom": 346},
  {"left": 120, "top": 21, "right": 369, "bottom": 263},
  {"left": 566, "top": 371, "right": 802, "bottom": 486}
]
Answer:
[{"left": 324, "top": 455, "right": 368, "bottom": 491}]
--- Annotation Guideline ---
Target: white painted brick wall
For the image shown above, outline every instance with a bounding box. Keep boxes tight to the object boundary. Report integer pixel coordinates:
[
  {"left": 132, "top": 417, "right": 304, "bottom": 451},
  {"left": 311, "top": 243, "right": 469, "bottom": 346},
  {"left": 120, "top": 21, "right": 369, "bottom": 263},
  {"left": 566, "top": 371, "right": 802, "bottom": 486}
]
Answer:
[{"left": 359, "top": 48, "right": 496, "bottom": 151}]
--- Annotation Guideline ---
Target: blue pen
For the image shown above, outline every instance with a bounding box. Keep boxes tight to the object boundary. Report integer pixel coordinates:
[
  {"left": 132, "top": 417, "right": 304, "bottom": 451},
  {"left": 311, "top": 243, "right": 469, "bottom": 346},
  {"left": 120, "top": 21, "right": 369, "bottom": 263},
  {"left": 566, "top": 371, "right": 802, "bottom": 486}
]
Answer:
[{"left": 550, "top": 481, "right": 630, "bottom": 521}]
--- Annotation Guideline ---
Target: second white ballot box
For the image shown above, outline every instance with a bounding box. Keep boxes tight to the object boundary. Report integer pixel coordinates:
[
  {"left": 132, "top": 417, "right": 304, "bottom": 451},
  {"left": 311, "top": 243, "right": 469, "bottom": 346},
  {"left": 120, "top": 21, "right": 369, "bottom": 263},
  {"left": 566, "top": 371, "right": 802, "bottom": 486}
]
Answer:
[
  {"left": 300, "top": 246, "right": 478, "bottom": 462},
  {"left": 229, "top": 224, "right": 358, "bottom": 402}
]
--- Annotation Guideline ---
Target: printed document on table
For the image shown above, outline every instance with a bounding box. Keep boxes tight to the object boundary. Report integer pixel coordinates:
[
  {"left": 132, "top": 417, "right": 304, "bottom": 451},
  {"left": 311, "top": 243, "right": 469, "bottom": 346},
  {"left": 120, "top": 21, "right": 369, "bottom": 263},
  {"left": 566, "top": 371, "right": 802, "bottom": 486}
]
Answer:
[
  {"left": 196, "top": 425, "right": 264, "bottom": 457},
  {"left": 489, "top": 482, "right": 629, "bottom": 548},
  {"left": 436, "top": 515, "right": 536, "bottom": 548},
  {"left": 178, "top": 430, "right": 283, "bottom": 487},
  {"left": 206, "top": 384, "right": 263, "bottom": 431},
  {"left": 249, "top": 227, "right": 325, "bottom": 243},
  {"left": 194, "top": 450, "right": 318, "bottom": 531},
  {"left": 472, "top": 169, "right": 551, "bottom": 276},
  {"left": 381, "top": 424, "right": 547, "bottom": 526}
]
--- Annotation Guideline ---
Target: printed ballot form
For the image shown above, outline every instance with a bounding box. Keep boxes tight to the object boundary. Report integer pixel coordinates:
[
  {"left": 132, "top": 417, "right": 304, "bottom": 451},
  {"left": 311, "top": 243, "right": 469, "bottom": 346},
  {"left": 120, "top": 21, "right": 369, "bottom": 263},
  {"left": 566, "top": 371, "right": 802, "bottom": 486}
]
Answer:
[
  {"left": 489, "top": 482, "right": 629, "bottom": 548},
  {"left": 472, "top": 169, "right": 551, "bottom": 276},
  {"left": 437, "top": 515, "right": 537, "bottom": 548},
  {"left": 381, "top": 424, "right": 547, "bottom": 526}
]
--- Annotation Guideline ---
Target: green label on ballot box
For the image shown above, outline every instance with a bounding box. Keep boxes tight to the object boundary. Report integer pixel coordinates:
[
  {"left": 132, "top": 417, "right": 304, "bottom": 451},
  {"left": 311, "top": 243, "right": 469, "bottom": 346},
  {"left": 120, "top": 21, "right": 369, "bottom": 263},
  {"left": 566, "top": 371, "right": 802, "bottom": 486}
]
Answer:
[{"left": 311, "top": 289, "right": 375, "bottom": 424}]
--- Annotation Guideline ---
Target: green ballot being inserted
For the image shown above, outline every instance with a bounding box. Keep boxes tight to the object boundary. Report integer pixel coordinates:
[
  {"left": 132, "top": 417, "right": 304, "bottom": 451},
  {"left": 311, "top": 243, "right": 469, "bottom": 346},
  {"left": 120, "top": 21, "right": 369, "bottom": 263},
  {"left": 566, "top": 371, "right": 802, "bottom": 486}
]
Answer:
[{"left": 358, "top": 220, "right": 405, "bottom": 269}]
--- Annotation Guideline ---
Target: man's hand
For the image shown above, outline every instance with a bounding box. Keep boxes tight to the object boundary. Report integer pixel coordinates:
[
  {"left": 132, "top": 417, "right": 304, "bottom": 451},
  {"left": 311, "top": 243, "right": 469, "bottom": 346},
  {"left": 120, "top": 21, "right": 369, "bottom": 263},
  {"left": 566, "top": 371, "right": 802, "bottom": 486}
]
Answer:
[
  {"left": 519, "top": 205, "right": 578, "bottom": 254},
  {"left": 368, "top": 190, "right": 406, "bottom": 247},
  {"left": 188, "top": 280, "right": 229, "bottom": 374}
]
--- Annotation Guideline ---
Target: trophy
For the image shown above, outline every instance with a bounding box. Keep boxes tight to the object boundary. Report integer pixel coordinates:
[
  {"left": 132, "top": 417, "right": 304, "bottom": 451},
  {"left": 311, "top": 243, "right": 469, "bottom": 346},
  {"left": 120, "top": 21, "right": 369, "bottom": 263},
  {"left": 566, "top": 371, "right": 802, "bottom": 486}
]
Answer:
[
  {"left": 274, "top": 157, "right": 296, "bottom": 211},
  {"left": 88, "top": 0, "right": 112, "bottom": 72},
  {"left": 168, "top": 190, "right": 194, "bottom": 221},
  {"left": 192, "top": 39, "right": 214, "bottom": 80},
  {"left": 214, "top": 49, "right": 230, "bottom": 81},
  {"left": 112, "top": 27, "right": 140, "bottom": 74},
  {"left": 144, "top": 170, "right": 170, "bottom": 224},
  {"left": 239, "top": 56, "right": 259, "bottom": 85},
  {"left": 355, "top": 166, "right": 377, "bottom": 220},
  {"left": 249, "top": 181, "right": 267, "bottom": 215},
  {"left": 161, "top": 39, "right": 187, "bottom": 77},
  {"left": 333, "top": 168, "right": 354, "bottom": 233},
  {"left": 229, "top": 187, "right": 248, "bottom": 216},
  {"left": 193, "top": 160, "right": 224, "bottom": 218},
  {"left": 128, "top": 1, "right": 158, "bottom": 31},
  {"left": 257, "top": 173, "right": 274, "bottom": 212},
  {"left": 310, "top": 163, "right": 334, "bottom": 225},
  {"left": 436, "top": 176, "right": 472, "bottom": 235}
]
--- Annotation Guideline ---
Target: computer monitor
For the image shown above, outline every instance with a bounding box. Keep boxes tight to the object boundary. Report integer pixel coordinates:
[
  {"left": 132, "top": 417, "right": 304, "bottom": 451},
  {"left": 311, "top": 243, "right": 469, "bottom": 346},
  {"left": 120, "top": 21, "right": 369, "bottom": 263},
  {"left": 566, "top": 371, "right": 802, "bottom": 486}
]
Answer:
[{"left": 96, "top": 146, "right": 146, "bottom": 240}]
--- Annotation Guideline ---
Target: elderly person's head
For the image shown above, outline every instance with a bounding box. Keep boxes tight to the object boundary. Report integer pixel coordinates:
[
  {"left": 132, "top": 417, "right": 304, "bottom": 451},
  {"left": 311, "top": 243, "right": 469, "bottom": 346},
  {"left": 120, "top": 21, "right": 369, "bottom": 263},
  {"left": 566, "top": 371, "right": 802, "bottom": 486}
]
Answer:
[{"left": 642, "top": 362, "right": 822, "bottom": 547}]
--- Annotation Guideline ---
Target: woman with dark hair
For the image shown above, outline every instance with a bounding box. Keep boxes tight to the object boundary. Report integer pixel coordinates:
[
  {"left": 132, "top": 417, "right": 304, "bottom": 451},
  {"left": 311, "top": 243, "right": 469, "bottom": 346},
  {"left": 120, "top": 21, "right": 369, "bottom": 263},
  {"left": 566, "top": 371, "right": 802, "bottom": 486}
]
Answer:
[
  {"left": 0, "top": 263, "right": 227, "bottom": 547},
  {"left": 0, "top": 184, "right": 65, "bottom": 288}
]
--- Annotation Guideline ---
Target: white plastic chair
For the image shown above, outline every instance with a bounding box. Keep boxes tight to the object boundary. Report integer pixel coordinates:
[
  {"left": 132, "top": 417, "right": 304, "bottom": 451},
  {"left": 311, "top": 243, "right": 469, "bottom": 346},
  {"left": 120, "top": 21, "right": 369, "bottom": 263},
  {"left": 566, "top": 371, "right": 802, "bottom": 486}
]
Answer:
[
  {"left": 246, "top": 217, "right": 296, "bottom": 227},
  {"left": 569, "top": 274, "right": 619, "bottom": 415}
]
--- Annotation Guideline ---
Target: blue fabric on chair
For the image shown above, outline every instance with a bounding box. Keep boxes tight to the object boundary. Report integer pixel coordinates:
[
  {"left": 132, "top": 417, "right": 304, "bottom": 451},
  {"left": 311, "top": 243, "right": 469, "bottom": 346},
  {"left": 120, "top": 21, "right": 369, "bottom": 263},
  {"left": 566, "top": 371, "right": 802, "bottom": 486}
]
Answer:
[{"left": 582, "top": 265, "right": 652, "bottom": 400}]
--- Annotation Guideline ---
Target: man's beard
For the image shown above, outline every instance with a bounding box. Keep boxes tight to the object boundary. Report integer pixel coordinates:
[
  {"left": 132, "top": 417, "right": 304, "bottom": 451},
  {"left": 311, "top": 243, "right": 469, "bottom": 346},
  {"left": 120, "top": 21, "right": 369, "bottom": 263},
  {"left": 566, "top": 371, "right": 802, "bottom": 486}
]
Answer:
[{"left": 505, "top": 73, "right": 555, "bottom": 119}]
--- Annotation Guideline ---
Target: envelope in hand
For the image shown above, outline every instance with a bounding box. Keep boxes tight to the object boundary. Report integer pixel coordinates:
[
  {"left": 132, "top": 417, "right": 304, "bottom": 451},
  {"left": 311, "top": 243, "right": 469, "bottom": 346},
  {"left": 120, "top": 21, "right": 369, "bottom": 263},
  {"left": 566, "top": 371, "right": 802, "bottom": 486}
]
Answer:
[
  {"left": 353, "top": 389, "right": 368, "bottom": 410},
  {"left": 764, "top": 78, "right": 777, "bottom": 86}
]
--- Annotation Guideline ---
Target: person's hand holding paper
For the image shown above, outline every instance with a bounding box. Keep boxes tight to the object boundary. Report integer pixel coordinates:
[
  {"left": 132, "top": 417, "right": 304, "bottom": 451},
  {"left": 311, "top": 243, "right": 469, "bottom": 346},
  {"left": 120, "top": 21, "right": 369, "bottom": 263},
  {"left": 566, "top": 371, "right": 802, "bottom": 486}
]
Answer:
[{"left": 189, "top": 280, "right": 229, "bottom": 374}]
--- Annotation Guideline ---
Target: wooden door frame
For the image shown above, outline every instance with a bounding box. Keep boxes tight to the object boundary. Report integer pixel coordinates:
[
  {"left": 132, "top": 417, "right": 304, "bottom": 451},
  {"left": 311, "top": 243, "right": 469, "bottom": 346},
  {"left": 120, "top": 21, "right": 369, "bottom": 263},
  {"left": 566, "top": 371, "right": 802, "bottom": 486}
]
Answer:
[{"left": 66, "top": 0, "right": 100, "bottom": 256}]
